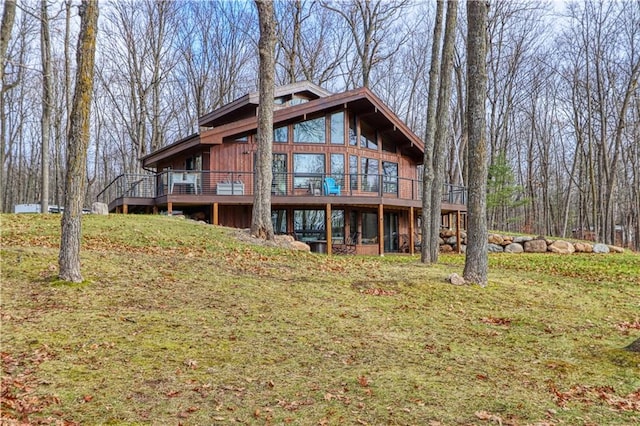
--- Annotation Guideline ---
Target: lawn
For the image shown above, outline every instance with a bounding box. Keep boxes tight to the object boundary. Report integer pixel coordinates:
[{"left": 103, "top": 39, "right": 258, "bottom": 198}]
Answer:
[{"left": 1, "top": 214, "right": 639, "bottom": 425}]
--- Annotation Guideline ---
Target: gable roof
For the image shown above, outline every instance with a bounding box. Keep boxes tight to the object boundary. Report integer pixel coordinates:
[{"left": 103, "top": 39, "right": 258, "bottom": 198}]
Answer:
[
  {"left": 198, "top": 81, "right": 332, "bottom": 128},
  {"left": 142, "top": 85, "right": 425, "bottom": 167}
]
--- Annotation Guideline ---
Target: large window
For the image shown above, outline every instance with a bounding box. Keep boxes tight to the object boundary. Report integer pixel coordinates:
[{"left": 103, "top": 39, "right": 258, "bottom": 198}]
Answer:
[
  {"left": 361, "top": 212, "right": 378, "bottom": 244},
  {"left": 361, "top": 157, "right": 379, "bottom": 192},
  {"left": 293, "top": 153, "right": 325, "bottom": 189},
  {"left": 294, "top": 117, "right": 325, "bottom": 143},
  {"left": 331, "top": 210, "right": 345, "bottom": 244},
  {"left": 330, "top": 112, "right": 344, "bottom": 144},
  {"left": 349, "top": 155, "right": 358, "bottom": 190},
  {"left": 274, "top": 126, "right": 288, "bottom": 143},
  {"left": 294, "top": 209, "right": 325, "bottom": 241},
  {"left": 360, "top": 120, "right": 378, "bottom": 150},
  {"left": 272, "top": 153, "right": 287, "bottom": 195},
  {"left": 349, "top": 114, "right": 357, "bottom": 146},
  {"left": 272, "top": 210, "right": 287, "bottom": 234},
  {"left": 383, "top": 161, "right": 398, "bottom": 194},
  {"left": 330, "top": 153, "right": 345, "bottom": 187}
]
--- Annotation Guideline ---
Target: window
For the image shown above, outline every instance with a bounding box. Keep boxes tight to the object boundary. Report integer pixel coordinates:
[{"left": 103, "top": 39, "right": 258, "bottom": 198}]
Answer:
[
  {"left": 349, "top": 155, "right": 358, "bottom": 190},
  {"left": 383, "top": 161, "right": 398, "bottom": 194},
  {"left": 330, "top": 153, "right": 345, "bottom": 187},
  {"left": 274, "top": 126, "right": 288, "bottom": 143},
  {"left": 185, "top": 155, "right": 201, "bottom": 171},
  {"left": 331, "top": 210, "right": 345, "bottom": 244},
  {"left": 272, "top": 153, "right": 287, "bottom": 195},
  {"left": 330, "top": 112, "right": 344, "bottom": 144},
  {"left": 361, "top": 212, "right": 378, "bottom": 244},
  {"left": 361, "top": 157, "right": 379, "bottom": 192},
  {"left": 272, "top": 210, "right": 287, "bottom": 234},
  {"left": 360, "top": 120, "right": 378, "bottom": 150},
  {"left": 294, "top": 209, "right": 325, "bottom": 241},
  {"left": 293, "top": 153, "right": 325, "bottom": 189},
  {"left": 294, "top": 117, "right": 325, "bottom": 143},
  {"left": 349, "top": 114, "right": 357, "bottom": 146}
]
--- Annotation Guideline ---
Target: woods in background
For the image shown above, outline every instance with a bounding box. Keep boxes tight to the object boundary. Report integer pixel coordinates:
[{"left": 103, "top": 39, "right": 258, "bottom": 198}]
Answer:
[{"left": 1, "top": 0, "right": 638, "bottom": 250}]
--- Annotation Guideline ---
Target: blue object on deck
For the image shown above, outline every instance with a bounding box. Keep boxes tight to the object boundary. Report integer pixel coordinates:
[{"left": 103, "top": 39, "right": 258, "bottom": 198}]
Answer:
[{"left": 323, "top": 177, "right": 341, "bottom": 195}]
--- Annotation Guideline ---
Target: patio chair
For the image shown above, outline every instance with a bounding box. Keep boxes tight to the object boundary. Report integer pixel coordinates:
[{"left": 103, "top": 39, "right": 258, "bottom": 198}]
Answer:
[{"left": 323, "top": 177, "right": 341, "bottom": 196}]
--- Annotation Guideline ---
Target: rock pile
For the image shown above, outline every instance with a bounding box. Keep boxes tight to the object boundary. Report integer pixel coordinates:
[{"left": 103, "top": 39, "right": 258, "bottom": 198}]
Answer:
[{"left": 439, "top": 230, "right": 624, "bottom": 254}]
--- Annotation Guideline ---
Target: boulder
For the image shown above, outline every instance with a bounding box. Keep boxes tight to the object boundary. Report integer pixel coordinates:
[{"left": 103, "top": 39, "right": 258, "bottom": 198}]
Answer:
[
  {"left": 91, "top": 202, "right": 108, "bottom": 215},
  {"left": 524, "top": 239, "right": 548, "bottom": 253},
  {"left": 488, "top": 243, "right": 504, "bottom": 253},
  {"left": 440, "top": 244, "right": 453, "bottom": 253},
  {"left": 607, "top": 245, "right": 624, "bottom": 253},
  {"left": 593, "top": 243, "right": 610, "bottom": 254},
  {"left": 446, "top": 236, "right": 458, "bottom": 245},
  {"left": 502, "top": 235, "right": 514, "bottom": 243},
  {"left": 574, "top": 242, "right": 593, "bottom": 253},
  {"left": 488, "top": 234, "right": 504, "bottom": 245},
  {"left": 448, "top": 273, "right": 466, "bottom": 286},
  {"left": 504, "top": 242, "right": 524, "bottom": 253},
  {"left": 513, "top": 236, "right": 533, "bottom": 244},
  {"left": 438, "top": 237, "right": 445, "bottom": 245},
  {"left": 275, "top": 234, "right": 295, "bottom": 244},
  {"left": 291, "top": 241, "right": 311, "bottom": 252},
  {"left": 548, "top": 240, "right": 575, "bottom": 254},
  {"left": 441, "top": 229, "right": 456, "bottom": 238}
]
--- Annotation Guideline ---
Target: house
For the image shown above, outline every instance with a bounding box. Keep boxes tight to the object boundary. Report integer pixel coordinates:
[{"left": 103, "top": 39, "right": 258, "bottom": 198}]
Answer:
[{"left": 97, "top": 82, "right": 467, "bottom": 255}]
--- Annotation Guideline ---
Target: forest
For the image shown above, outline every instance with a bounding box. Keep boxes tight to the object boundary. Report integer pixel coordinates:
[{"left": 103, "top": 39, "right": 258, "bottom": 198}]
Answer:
[{"left": 1, "top": 0, "right": 638, "bottom": 250}]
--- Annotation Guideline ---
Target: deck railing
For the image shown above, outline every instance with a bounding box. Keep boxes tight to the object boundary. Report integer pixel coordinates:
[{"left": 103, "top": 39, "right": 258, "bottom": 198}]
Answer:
[{"left": 97, "top": 171, "right": 467, "bottom": 208}]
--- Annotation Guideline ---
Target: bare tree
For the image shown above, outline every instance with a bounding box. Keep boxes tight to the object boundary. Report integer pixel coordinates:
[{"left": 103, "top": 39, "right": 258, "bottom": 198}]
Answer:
[
  {"left": 0, "top": 0, "right": 17, "bottom": 212},
  {"left": 251, "top": 0, "right": 276, "bottom": 240},
  {"left": 275, "top": 0, "right": 346, "bottom": 88},
  {"left": 463, "top": 0, "right": 489, "bottom": 286},
  {"left": 321, "top": 0, "right": 408, "bottom": 89},
  {"left": 40, "top": 0, "right": 52, "bottom": 213},
  {"left": 59, "top": 0, "right": 98, "bottom": 283},
  {"left": 420, "top": 0, "right": 444, "bottom": 264},
  {"left": 428, "top": 0, "right": 458, "bottom": 263}
]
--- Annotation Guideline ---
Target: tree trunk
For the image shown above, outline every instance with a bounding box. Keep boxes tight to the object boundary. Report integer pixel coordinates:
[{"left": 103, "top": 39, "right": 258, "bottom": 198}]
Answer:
[
  {"left": 251, "top": 0, "right": 275, "bottom": 240},
  {"left": 463, "top": 0, "right": 489, "bottom": 286},
  {"left": 0, "top": 0, "right": 16, "bottom": 213},
  {"left": 429, "top": 0, "right": 458, "bottom": 262},
  {"left": 59, "top": 0, "right": 99, "bottom": 283},
  {"left": 420, "top": 0, "right": 444, "bottom": 264},
  {"left": 40, "top": 0, "right": 52, "bottom": 214}
]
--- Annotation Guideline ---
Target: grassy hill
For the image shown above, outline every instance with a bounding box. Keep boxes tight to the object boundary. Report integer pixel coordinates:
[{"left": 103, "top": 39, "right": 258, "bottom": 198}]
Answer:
[{"left": 1, "top": 214, "right": 639, "bottom": 425}]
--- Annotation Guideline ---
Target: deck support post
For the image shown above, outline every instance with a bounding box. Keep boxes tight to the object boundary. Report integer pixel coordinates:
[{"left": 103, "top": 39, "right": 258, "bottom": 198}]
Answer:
[
  {"left": 378, "top": 204, "right": 384, "bottom": 256},
  {"left": 326, "top": 203, "right": 332, "bottom": 256},
  {"left": 153, "top": 205, "right": 158, "bottom": 214},
  {"left": 167, "top": 202, "right": 172, "bottom": 216},
  {"left": 409, "top": 207, "right": 415, "bottom": 255},
  {"left": 123, "top": 204, "right": 128, "bottom": 214},
  {"left": 212, "top": 203, "right": 219, "bottom": 225},
  {"left": 456, "top": 210, "right": 461, "bottom": 254}
]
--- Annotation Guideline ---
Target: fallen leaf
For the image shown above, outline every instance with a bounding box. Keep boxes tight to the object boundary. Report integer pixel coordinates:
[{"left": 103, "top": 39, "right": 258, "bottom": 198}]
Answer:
[{"left": 358, "top": 375, "right": 369, "bottom": 387}]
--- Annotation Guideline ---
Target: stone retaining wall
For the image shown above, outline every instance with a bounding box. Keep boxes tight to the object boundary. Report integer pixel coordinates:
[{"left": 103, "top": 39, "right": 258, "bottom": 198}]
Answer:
[{"left": 439, "top": 230, "right": 625, "bottom": 254}]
